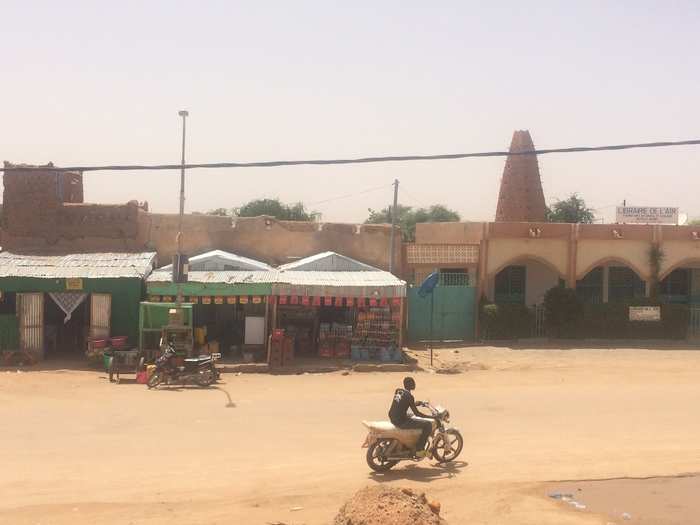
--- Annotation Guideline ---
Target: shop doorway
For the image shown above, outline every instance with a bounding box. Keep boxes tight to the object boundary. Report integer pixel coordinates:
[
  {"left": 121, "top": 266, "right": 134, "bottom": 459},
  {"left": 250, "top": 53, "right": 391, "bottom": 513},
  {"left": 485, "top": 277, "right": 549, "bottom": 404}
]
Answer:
[
  {"left": 44, "top": 293, "right": 89, "bottom": 358},
  {"left": 277, "top": 305, "right": 318, "bottom": 357}
]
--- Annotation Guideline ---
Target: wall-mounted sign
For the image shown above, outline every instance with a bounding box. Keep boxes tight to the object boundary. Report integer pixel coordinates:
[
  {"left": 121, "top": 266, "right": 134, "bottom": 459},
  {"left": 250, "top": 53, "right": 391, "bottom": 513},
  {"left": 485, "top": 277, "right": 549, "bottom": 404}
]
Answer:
[
  {"left": 629, "top": 306, "right": 661, "bottom": 322},
  {"left": 616, "top": 207, "right": 678, "bottom": 224},
  {"left": 65, "top": 278, "right": 83, "bottom": 290}
]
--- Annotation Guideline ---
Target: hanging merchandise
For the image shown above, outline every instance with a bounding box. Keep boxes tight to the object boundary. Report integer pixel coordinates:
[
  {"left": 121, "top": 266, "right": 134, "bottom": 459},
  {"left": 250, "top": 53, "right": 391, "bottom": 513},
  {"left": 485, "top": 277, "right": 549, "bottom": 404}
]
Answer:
[
  {"left": 279, "top": 296, "right": 288, "bottom": 305},
  {"left": 202, "top": 297, "right": 212, "bottom": 304},
  {"left": 227, "top": 296, "right": 236, "bottom": 304},
  {"left": 49, "top": 292, "right": 87, "bottom": 323},
  {"left": 312, "top": 296, "right": 321, "bottom": 306},
  {"left": 290, "top": 295, "right": 299, "bottom": 305},
  {"left": 214, "top": 296, "right": 224, "bottom": 304},
  {"left": 239, "top": 296, "right": 249, "bottom": 304},
  {"left": 301, "top": 296, "right": 310, "bottom": 306},
  {"left": 324, "top": 297, "right": 333, "bottom": 306},
  {"left": 252, "top": 296, "right": 263, "bottom": 304}
]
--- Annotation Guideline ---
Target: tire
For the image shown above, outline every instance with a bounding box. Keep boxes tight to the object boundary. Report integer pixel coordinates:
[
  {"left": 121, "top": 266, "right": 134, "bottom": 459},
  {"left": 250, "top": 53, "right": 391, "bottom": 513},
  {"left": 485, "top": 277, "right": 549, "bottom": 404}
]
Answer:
[
  {"left": 366, "top": 439, "right": 399, "bottom": 472},
  {"left": 108, "top": 358, "right": 115, "bottom": 382},
  {"left": 147, "top": 371, "right": 163, "bottom": 389},
  {"left": 432, "top": 429, "right": 463, "bottom": 463},
  {"left": 196, "top": 370, "right": 214, "bottom": 388}
]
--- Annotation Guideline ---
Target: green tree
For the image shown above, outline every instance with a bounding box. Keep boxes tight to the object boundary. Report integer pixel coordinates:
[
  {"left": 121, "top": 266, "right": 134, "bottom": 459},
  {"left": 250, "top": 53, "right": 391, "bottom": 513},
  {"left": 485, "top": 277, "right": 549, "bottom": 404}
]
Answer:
[
  {"left": 207, "top": 198, "right": 316, "bottom": 221},
  {"left": 688, "top": 218, "right": 700, "bottom": 226},
  {"left": 207, "top": 207, "right": 230, "bottom": 216},
  {"left": 365, "top": 204, "right": 460, "bottom": 241},
  {"left": 546, "top": 193, "right": 595, "bottom": 224}
]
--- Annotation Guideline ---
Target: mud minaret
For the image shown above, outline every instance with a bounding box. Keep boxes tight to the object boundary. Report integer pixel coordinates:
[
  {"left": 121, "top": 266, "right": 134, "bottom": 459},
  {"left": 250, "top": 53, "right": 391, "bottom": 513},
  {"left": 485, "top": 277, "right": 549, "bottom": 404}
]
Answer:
[{"left": 495, "top": 130, "right": 547, "bottom": 222}]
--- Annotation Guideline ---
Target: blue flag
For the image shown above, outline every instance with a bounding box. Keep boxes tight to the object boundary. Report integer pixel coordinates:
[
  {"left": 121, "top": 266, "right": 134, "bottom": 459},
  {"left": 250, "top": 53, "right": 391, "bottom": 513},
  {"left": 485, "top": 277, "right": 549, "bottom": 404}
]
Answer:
[{"left": 418, "top": 271, "right": 439, "bottom": 298}]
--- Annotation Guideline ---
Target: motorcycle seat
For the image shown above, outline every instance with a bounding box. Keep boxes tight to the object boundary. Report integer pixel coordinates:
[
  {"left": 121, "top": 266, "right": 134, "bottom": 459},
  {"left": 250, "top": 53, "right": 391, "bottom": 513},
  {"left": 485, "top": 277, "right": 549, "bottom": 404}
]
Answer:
[
  {"left": 363, "top": 420, "right": 399, "bottom": 432},
  {"left": 185, "top": 356, "right": 212, "bottom": 363}
]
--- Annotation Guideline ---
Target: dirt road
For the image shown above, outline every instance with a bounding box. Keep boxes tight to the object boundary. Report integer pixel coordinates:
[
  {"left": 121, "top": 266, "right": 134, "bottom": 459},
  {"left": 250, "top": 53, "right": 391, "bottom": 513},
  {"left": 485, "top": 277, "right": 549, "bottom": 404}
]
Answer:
[{"left": 1, "top": 347, "right": 700, "bottom": 524}]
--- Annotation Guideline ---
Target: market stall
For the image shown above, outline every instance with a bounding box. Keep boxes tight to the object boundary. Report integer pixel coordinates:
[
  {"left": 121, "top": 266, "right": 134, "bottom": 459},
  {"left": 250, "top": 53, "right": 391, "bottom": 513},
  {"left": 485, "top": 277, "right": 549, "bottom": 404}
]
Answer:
[
  {"left": 146, "top": 251, "right": 275, "bottom": 362},
  {"left": 0, "top": 251, "right": 156, "bottom": 361},
  {"left": 272, "top": 252, "right": 406, "bottom": 362}
]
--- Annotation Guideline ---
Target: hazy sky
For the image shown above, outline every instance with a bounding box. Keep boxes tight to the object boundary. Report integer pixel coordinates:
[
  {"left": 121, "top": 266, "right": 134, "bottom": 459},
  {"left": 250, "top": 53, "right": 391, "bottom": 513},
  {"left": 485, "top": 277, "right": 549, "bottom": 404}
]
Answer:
[{"left": 2, "top": 1, "right": 699, "bottom": 223}]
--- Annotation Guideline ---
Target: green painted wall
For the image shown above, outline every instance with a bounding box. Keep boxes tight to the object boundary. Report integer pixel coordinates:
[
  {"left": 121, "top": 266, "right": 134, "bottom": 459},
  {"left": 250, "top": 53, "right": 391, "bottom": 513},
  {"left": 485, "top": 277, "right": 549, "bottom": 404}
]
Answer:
[
  {"left": 0, "top": 314, "right": 19, "bottom": 350},
  {"left": 0, "top": 277, "right": 145, "bottom": 344}
]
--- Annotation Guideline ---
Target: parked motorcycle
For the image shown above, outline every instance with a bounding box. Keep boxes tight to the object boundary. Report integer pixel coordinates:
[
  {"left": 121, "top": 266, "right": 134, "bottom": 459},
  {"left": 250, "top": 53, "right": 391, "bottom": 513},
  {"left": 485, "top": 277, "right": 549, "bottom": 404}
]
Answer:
[
  {"left": 147, "top": 344, "right": 221, "bottom": 388},
  {"left": 361, "top": 401, "right": 463, "bottom": 472}
]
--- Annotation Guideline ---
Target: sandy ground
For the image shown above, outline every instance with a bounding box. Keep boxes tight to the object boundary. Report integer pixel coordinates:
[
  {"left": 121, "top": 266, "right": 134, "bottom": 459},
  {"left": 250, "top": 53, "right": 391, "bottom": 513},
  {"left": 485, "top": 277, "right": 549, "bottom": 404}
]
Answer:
[{"left": 1, "top": 346, "right": 700, "bottom": 525}]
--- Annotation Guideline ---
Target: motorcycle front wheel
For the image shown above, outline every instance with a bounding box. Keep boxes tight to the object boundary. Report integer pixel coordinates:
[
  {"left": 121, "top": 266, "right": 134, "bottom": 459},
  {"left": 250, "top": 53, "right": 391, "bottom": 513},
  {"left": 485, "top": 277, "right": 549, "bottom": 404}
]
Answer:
[
  {"left": 196, "top": 370, "right": 215, "bottom": 387},
  {"left": 432, "top": 429, "right": 463, "bottom": 463},
  {"left": 366, "top": 439, "right": 399, "bottom": 472},
  {"left": 147, "top": 372, "right": 163, "bottom": 389}
]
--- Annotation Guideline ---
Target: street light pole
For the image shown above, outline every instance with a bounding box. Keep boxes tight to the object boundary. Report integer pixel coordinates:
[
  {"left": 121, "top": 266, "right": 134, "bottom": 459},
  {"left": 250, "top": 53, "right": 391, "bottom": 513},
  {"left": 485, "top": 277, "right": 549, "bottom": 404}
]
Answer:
[
  {"left": 388, "top": 179, "right": 399, "bottom": 274},
  {"left": 176, "top": 110, "right": 189, "bottom": 305}
]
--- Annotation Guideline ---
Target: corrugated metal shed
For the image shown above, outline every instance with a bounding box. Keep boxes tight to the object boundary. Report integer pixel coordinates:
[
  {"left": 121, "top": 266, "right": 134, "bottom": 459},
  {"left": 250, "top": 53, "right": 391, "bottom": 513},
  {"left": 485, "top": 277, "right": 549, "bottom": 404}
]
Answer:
[
  {"left": 274, "top": 270, "right": 406, "bottom": 298},
  {"left": 159, "top": 250, "right": 272, "bottom": 272},
  {"left": 279, "top": 251, "right": 378, "bottom": 272},
  {"left": 146, "top": 270, "right": 276, "bottom": 297},
  {"left": 148, "top": 269, "right": 279, "bottom": 284},
  {"left": 0, "top": 252, "right": 157, "bottom": 279}
]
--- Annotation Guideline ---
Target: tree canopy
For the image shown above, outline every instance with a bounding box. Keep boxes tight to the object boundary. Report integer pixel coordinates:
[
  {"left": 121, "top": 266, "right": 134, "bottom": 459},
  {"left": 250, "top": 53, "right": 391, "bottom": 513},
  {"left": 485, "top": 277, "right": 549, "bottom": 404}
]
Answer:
[
  {"left": 207, "top": 198, "right": 316, "bottom": 221},
  {"left": 365, "top": 204, "right": 460, "bottom": 241},
  {"left": 546, "top": 193, "right": 595, "bottom": 224}
]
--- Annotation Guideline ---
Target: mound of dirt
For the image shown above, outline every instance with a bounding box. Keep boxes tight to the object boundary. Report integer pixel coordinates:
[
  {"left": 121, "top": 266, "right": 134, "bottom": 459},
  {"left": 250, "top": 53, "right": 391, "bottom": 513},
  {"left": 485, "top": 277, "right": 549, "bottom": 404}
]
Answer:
[{"left": 334, "top": 486, "right": 442, "bottom": 525}]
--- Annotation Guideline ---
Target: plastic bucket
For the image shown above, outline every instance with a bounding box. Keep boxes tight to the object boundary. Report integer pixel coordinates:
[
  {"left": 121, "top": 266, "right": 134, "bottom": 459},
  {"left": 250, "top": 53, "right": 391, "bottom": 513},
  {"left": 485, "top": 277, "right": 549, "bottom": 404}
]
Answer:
[{"left": 379, "top": 348, "right": 392, "bottom": 362}]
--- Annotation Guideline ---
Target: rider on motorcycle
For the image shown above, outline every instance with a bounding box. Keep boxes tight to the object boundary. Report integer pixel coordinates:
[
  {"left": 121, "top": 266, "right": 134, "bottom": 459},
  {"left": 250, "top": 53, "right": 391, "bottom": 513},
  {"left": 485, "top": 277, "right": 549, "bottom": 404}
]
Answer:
[{"left": 388, "top": 376, "right": 435, "bottom": 458}]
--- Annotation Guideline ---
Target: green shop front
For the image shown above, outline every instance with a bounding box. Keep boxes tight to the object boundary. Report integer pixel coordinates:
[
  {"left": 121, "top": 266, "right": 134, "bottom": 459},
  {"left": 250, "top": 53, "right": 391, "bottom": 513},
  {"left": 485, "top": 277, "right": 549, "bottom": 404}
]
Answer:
[
  {"left": 0, "top": 252, "right": 156, "bottom": 360},
  {"left": 146, "top": 269, "right": 274, "bottom": 361}
]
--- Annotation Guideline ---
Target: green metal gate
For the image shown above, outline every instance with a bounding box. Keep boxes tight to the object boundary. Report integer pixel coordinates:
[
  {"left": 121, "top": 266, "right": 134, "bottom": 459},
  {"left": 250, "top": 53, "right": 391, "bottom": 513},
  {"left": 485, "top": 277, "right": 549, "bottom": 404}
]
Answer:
[{"left": 407, "top": 284, "right": 476, "bottom": 343}]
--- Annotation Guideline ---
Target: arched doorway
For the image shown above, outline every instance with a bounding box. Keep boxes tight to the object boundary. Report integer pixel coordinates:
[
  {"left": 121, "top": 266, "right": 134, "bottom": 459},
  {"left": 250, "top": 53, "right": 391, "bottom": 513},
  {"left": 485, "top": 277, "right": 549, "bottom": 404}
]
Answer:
[
  {"left": 493, "top": 258, "right": 564, "bottom": 306},
  {"left": 576, "top": 263, "right": 646, "bottom": 304}
]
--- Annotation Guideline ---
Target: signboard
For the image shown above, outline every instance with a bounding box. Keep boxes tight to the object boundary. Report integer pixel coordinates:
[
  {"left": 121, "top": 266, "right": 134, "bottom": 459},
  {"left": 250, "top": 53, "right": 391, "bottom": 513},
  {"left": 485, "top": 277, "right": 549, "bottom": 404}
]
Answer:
[
  {"left": 616, "top": 207, "right": 678, "bottom": 224},
  {"left": 629, "top": 306, "right": 661, "bottom": 322},
  {"left": 65, "top": 278, "right": 83, "bottom": 290}
]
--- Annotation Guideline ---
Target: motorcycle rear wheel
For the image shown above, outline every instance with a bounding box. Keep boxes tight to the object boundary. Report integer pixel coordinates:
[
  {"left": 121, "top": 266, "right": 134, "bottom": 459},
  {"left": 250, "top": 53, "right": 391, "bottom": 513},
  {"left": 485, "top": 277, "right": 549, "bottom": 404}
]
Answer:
[
  {"left": 366, "top": 439, "right": 399, "bottom": 472},
  {"left": 432, "top": 429, "right": 463, "bottom": 463},
  {"left": 147, "top": 372, "right": 162, "bottom": 389}
]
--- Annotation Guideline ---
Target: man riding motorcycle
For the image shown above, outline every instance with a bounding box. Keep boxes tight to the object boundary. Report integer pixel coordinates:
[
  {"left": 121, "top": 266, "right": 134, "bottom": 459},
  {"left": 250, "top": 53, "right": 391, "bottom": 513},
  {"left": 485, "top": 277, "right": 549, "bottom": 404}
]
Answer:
[{"left": 388, "top": 376, "right": 436, "bottom": 458}]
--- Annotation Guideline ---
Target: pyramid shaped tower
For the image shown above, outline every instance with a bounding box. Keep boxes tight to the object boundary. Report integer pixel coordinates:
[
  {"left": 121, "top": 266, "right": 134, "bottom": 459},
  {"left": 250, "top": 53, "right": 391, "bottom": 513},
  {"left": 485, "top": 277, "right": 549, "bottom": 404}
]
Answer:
[{"left": 495, "top": 130, "right": 547, "bottom": 222}]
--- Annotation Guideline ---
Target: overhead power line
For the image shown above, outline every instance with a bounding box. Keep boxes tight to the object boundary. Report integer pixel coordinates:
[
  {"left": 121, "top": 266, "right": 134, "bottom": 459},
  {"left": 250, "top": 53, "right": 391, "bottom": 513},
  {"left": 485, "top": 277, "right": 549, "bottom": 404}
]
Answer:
[
  {"left": 307, "top": 184, "right": 391, "bottom": 207},
  {"left": 1, "top": 138, "right": 699, "bottom": 173}
]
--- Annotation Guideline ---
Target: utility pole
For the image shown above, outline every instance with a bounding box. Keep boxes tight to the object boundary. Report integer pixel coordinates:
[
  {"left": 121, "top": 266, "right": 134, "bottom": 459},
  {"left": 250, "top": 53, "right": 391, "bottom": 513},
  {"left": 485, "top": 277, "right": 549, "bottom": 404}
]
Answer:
[
  {"left": 175, "top": 109, "right": 189, "bottom": 305},
  {"left": 389, "top": 179, "right": 399, "bottom": 274}
]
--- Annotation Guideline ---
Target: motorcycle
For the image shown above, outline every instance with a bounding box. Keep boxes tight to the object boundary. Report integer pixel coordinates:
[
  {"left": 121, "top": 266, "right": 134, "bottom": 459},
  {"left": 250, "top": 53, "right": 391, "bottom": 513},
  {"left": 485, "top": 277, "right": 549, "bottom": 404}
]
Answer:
[
  {"left": 361, "top": 401, "right": 463, "bottom": 472},
  {"left": 147, "top": 344, "right": 221, "bottom": 388}
]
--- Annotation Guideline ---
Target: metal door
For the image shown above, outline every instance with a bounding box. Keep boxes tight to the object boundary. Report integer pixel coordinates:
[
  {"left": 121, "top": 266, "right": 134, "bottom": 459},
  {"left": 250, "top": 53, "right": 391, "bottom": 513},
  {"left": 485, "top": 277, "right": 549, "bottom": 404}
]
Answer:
[
  {"left": 407, "top": 286, "right": 476, "bottom": 343},
  {"left": 90, "top": 293, "right": 111, "bottom": 339},
  {"left": 18, "top": 293, "right": 44, "bottom": 356}
]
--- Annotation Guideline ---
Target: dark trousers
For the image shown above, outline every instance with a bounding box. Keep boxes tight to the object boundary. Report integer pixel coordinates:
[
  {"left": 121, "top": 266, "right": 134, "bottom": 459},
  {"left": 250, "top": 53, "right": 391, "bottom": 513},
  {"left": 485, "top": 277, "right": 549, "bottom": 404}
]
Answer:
[{"left": 395, "top": 417, "right": 433, "bottom": 450}]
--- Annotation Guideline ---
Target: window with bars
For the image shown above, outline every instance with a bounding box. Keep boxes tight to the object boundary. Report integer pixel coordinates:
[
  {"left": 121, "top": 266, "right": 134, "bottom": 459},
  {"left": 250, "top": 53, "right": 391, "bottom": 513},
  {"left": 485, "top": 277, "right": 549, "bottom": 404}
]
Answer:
[
  {"left": 495, "top": 265, "right": 526, "bottom": 304},
  {"left": 576, "top": 267, "right": 604, "bottom": 304},
  {"left": 608, "top": 266, "right": 646, "bottom": 302},
  {"left": 660, "top": 268, "right": 691, "bottom": 303}
]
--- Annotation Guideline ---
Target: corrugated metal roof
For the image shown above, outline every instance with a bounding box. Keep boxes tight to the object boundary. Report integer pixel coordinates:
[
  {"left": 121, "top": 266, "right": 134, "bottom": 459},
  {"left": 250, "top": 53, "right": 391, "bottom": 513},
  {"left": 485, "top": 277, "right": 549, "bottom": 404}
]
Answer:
[
  {"left": 159, "top": 250, "right": 272, "bottom": 272},
  {"left": 0, "top": 252, "right": 157, "bottom": 279},
  {"left": 279, "top": 251, "right": 379, "bottom": 271},
  {"left": 148, "top": 269, "right": 279, "bottom": 284},
  {"left": 274, "top": 270, "right": 406, "bottom": 297}
]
